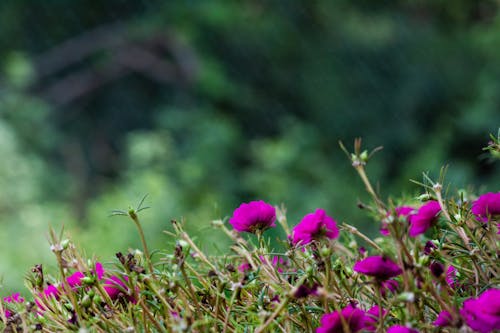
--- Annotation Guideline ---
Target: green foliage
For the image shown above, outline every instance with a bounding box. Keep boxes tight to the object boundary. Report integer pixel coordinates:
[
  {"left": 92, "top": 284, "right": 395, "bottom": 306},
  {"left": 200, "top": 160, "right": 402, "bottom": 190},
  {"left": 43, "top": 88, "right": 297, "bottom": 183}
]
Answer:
[
  {"left": 0, "top": 1, "right": 499, "bottom": 294},
  {"left": 1, "top": 140, "right": 498, "bottom": 332}
]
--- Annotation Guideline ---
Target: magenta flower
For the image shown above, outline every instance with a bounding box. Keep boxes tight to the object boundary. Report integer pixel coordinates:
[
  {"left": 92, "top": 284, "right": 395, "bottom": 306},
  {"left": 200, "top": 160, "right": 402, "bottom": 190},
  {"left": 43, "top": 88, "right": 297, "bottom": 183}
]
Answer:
[
  {"left": 353, "top": 255, "right": 402, "bottom": 280},
  {"left": 229, "top": 200, "right": 276, "bottom": 233},
  {"left": 387, "top": 325, "right": 419, "bottom": 333},
  {"left": 408, "top": 200, "right": 441, "bottom": 237},
  {"left": 293, "top": 282, "right": 319, "bottom": 299},
  {"left": 380, "top": 279, "right": 399, "bottom": 297},
  {"left": 264, "top": 255, "right": 289, "bottom": 273},
  {"left": 446, "top": 265, "right": 457, "bottom": 289},
  {"left": 3, "top": 292, "right": 25, "bottom": 318},
  {"left": 433, "top": 310, "right": 453, "bottom": 327},
  {"left": 238, "top": 262, "right": 251, "bottom": 273},
  {"left": 429, "top": 262, "right": 445, "bottom": 278},
  {"left": 3, "top": 293, "right": 24, "bottom": 304},
  {"left": 364, "top": 305, "right": 387, "bottom": 332},
  {"left": 472, "top": 192, "right": 500, "bottom": 222},
  {"left": 103, "top": 275, "right": 136, "bottom": 303},
  {"left": 316, "top": 305, "right": 366, "bottom": 333},
  {"left": 43, "top": 284, "right": 60, "bottom": 299},
  {"left": 381, "top": 206, "right": 415, "bottom": 236},
  {"left": 460, "top": 288, "right": 500, "bottom": 333},
  {"left": 66, "top": 271, "right": 85, "bottom": 288},
  {"left": 95, "top": 262, "right": 105, "bottom": 280},
  {"left": 292, "top": 209, "right": 339, "bottom": 245},
  {"left": 423, "top": 241, "right": 437, "bottom": 255},
  {"left": 35, "top": 284, "right": 61, "bottom": 311},
  {"left": 65, "top": 262, "right": 105, "bottom": 289},
  {"left": 103, "top": 275, "right": 128, "bottom": 300}
]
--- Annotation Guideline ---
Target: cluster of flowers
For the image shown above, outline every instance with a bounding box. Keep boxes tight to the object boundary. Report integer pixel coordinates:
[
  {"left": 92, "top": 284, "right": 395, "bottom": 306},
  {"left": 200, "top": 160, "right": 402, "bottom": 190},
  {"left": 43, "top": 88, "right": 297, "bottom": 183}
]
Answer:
[
  {"left": 1, "top": 192, "right": 498, "bottom": 332},
  {"left": 229, "top": 192, "right": 500, "bottom": 333},
  {"left": 3, "top": 262, "right": 134, "bottom": 321}
]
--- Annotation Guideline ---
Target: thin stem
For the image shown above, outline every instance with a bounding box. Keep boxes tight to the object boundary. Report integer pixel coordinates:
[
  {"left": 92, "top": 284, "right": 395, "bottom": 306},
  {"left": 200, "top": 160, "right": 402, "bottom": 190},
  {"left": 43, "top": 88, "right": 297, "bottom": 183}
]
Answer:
[
  {"left": 354, "top": 165, "right": 386, "bottom": 215},
  {"left": 129, "top": 211, "right": 155, "bottom": 277},
  {"left": 255, "top": 274, "right": 308, "bottom": 333}
]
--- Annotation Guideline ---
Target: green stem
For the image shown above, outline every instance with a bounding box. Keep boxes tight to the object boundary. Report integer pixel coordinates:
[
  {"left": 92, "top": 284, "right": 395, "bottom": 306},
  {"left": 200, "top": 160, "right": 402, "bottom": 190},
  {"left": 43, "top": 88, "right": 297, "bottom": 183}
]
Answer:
[
  {"left": 354, "top": 165, "right": 386, "bottom": 215},
  {"left": 129, "top": 211, "right": 155, "bottom": 277},
  {"left": 255, "top": 274, "right": 308, "bottom": 333}
]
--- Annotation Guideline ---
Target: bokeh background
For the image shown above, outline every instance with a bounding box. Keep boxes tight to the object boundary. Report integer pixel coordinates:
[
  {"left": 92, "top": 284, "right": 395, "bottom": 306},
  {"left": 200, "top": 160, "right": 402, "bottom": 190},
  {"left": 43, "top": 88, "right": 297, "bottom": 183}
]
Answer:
[{"left": 0, "top": 1, "right": 499, "bottom": 292}]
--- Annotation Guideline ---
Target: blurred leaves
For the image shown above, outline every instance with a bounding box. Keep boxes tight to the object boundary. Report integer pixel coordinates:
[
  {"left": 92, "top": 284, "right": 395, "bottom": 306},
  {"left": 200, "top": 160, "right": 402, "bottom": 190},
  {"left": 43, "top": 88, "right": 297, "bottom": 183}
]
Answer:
[{"left": 0, "top": 1, "right": 499, "bottom": 292}]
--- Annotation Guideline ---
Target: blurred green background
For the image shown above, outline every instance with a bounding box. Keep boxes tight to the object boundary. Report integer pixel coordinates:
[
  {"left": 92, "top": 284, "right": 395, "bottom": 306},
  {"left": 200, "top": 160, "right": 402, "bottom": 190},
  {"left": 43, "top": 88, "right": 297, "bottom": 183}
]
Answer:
[{"left": 0, "top": 1, "right": 499, "bottom": 292}]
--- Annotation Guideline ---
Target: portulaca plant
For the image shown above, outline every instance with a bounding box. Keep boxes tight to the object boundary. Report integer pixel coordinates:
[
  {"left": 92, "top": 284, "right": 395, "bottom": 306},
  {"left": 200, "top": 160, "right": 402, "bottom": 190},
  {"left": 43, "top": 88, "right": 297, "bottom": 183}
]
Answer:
[{"left": 1, "top": 135, "right": 499, "bottom": 333}]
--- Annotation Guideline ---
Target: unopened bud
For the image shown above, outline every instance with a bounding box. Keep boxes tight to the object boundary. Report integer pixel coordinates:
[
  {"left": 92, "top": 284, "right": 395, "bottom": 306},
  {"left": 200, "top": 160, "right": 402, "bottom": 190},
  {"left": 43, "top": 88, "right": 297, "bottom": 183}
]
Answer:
[
  {"left": 418, "top": 255, "right": 430, "bottom": 266},
  {"left": 417, "top": 193, "right": 431, "bottom": 201},
  {"left": 81, "top": 295, "right": 92, "bottom": 308},
  {"left": 81, "top": 277, "right": 94, "bottom": 285},
  {"left": 211, "top": 219, "right": 224, "bottom": 227},
  {"left": 320, "top": 246, "right": 331, "bottom": 257},
  {"left": 177, "top": 240, "right": 189, "bottom": 248},
  {"left": 360, "top": 150, "right": 368, "bottom": 162},
  {"left": 60, "top": 239, "right": 70, "bottom": 250},
  {"left": 397, "top": 292, "right": 415, "bottom": 303}
]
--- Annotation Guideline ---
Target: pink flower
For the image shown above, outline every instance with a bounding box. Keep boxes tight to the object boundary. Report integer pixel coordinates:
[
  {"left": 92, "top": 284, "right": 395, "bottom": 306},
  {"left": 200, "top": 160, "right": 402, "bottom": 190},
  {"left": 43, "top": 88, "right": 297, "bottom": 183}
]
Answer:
[
  {"left": 293, "top": 282, "right": 319, "bottom": 299},
  {"left": 103, "top": 275, "right": 128, "bottom": 300},
  {"left": 423, "top": 241, "right": 437, "bottom": 255},
  {"left": 3, "top": 292, "right": 25, "bottom": 318},
  {"left": 292, "top": 209, "right": 339, "bottom": 245},
  {"left": 460, "top": 288, "right": 500, "bottom": 333},
  {"left": 353, "top": 256, "right": 402, "bottom": 280},
  {"left": 364, "top": 305, "right": 387, "bottom": 332},
  {"left": 238, "top": 262, "right": 251, "bottom": 273},
  {"left": 229, "top": 201, "right": 276, "bottom": 233},
  {"left": 316, "top": 305, "right": 366, "bottom": 333},
  {"left": 429, "top": 262, "right": 445, "bottom": 278},
  {"left": 433, "top": 310, "right": 453, "bottom": 327},
  {"left": 446, "top": 265, "right": 457, "bottom": 289},
  {"left": 3, "top": 293, "right": 24, "bottom": 304},
  {"left": 66, "top": 271, "right": 85, "bottom": 288},
  {"left": 387, "top": 325, "right": 419, "bottom": 333},
  {"left": 408, "top": 201, "right": 441, "bottom": 237},
  {"left": 95, "top": 262, "right": 105, "bottom": 280},
  {"left": 66, "top": 262, "right": 105, "bottom": 289},
  {"left": 472, "top": 192, "right": 500, "bottom": 223},
  {"left": 103, "top": 275, "right": 136, "bottom": 303},
  {"left": 381, "top": 206, "right": 415, "bottom": 236},
  {"left": 380, "top": 279, "right": 399, "bottom": 297},
  {"left": 35, "top": 284, "right": 61, "bottom": 311},
  {"left": 43, "top": 284, "right": 60, "bottom": 299}
]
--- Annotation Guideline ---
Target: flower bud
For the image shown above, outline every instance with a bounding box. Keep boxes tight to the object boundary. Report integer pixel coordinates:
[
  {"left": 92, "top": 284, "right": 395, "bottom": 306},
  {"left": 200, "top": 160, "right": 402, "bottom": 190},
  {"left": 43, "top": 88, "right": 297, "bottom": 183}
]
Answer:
[
  {"left": 417, "top": 193, "right": 431, "bottom": 201},
  {"left": 320, "top": 246, "right": 331, "bottom": 257},
  {"left": 81, "top": 277, "right": 94, "bottom": 285},
  {"left": 211, "top": 219, "right": 224, "bottom": 227},
  {"left": 177, "top": 240, "right": 189, "bottom": 248},
  {"left": 81, "top": 295, "right": 92, "bottom": 308},
  {"left": 418, "top": 255, "right": 430, "bottom": 266},
  {"left": 360, "top": 150, "right": 369, "bottom": 162},
  {"left": 60, "top": 239, "right": 70, "bottom": 250},
  {"left": 397, "top": 292, "right": 415, "bottom": 303}
]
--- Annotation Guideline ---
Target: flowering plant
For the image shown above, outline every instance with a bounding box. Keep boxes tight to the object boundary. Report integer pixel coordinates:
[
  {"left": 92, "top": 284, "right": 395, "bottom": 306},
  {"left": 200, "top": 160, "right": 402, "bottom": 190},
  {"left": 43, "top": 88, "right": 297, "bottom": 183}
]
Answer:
[{"left": 1, "top": 136, "right": 499, "bottom": 332}]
